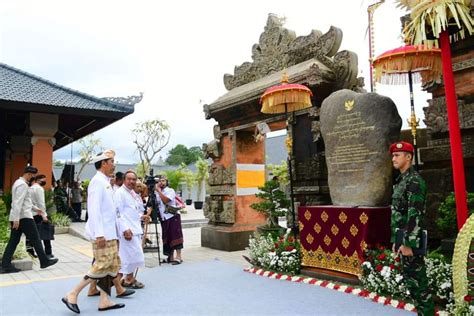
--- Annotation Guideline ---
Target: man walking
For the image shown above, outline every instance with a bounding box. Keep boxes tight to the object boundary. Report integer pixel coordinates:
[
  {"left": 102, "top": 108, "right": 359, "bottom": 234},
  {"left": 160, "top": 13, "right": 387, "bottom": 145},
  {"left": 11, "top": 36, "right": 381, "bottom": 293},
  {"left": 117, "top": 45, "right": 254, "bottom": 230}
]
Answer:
[
  {"left": 116, "top": 170, "right": 148, "bottom": 288},
  {"left": 1, "top": 166, "right": 58, "bottom": 273},
  {"left": 62, "top": 150, "right": 128, "bottom": 313},
  {"left": 390, "top": 142, "right": 434, "bottom": 316}
]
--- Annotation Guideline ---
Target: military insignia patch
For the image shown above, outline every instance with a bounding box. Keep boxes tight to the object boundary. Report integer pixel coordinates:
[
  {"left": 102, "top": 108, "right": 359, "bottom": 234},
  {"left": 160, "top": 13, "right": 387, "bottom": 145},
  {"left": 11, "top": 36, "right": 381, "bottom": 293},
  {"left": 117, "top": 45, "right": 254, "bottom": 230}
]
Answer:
[{"left": 396, "top": 143, "right": 403, "bottom": 149}]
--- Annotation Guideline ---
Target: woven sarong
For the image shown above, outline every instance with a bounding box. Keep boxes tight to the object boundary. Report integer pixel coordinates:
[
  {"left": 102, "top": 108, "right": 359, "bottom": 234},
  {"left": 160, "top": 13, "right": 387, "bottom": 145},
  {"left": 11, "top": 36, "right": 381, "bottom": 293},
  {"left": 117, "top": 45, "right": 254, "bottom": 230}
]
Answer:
[
  {"left": 86, "top": 239, "right": 121, "bottom": 295},
  {"left": 161, "top": 214, "right": 183, "bottom": 257}
]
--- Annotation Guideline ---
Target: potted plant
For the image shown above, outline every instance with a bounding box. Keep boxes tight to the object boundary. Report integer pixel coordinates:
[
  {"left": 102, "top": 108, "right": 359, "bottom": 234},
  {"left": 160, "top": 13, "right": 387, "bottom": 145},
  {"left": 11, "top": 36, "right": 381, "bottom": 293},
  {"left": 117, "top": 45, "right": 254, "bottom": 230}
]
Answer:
[
  {"left": 194, "top": 158, "right": 209, "bottom": 210},
  {"left": 183, "top": 168, "right": 195, "bottom": 205},
  {"left": 251, "top": 179, "right": 290, "bottom": 237}
]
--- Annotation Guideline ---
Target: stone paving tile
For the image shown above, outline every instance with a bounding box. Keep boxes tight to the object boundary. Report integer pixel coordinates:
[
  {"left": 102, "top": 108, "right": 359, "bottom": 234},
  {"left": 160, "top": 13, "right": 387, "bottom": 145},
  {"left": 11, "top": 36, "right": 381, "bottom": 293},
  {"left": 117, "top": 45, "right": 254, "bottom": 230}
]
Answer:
[{"left": 1, "top": 224, "right": 249, "bottom": 287}]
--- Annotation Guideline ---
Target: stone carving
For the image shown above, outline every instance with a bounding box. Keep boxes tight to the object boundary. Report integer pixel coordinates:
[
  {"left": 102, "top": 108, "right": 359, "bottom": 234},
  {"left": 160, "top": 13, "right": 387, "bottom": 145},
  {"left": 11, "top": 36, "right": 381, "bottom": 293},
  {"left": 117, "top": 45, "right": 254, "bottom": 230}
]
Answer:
[
  {"left": 103, "top": 92, "right": 143, "bottom": 105},
  {"left": 208, "top": 163, "right": 235, "bottom": 186},
  {"left": 295, "top": 156, "right": 326, "bottom": 180},
  {"left": 320, "top": 89, "right": 402, "bottom": 206},
  {"left": 203, "top": 104, "right": 211, "bottom": 119},
  {"left": 203, "top": 125, "right": 222, "bottom": 159},
  {"left": 423, "top": 97, "right": 473, "bottom": 133},
  {"left": 203, "top": 196, "right": 235, "bottom": 224},
  {"left": 452, "top": 58, "right": 474, "bottom": 72},
  {"left": 333, "top": 50, "right": 359, "bottom": 90},
  {"left": 223, "top": 14, "right": 348, "bottom": 90},
  {"left": 311, "top": 121, "right": 321, "bottom": 142}
]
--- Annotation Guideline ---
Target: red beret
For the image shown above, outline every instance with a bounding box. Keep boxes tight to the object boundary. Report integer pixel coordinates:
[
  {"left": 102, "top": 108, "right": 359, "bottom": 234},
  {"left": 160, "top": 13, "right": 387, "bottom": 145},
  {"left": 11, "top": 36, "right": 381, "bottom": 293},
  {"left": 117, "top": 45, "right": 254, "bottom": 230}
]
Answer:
[{"left": 389, "top": 141, "right": 414, "bottom": 154}]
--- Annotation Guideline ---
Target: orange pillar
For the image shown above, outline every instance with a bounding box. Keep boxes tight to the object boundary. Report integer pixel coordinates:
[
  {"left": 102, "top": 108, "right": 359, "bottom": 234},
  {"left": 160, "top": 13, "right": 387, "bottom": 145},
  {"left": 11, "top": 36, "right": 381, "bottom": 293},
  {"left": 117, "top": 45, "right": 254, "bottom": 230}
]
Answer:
[
  {"left": 30, "top": 113, "right": 58, "bottom": 190},
  {"left": 4, "top": 136, "right": 31, "bottom": 192}
]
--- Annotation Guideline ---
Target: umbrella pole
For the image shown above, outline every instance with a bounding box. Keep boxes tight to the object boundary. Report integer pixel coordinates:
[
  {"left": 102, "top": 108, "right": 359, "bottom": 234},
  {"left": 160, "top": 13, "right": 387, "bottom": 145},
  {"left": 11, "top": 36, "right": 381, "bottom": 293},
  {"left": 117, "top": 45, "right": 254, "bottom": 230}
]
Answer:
[
  {"left": 439, "top": 30, "right": 468, "bottom": 230},
  {"left": 407, "top": 71, "right": 419, "bottom": 170},
  {"left": 285, "top": 104, "right": 298, "bottom": 239}
]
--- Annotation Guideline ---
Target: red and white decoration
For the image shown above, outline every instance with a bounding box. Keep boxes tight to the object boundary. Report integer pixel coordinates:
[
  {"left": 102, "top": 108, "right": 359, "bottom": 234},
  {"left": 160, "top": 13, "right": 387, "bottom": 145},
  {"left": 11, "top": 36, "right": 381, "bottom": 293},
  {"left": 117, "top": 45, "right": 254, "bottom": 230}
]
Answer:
[{"left": 244, "top": 267, "right": 419, "bottom": 313}]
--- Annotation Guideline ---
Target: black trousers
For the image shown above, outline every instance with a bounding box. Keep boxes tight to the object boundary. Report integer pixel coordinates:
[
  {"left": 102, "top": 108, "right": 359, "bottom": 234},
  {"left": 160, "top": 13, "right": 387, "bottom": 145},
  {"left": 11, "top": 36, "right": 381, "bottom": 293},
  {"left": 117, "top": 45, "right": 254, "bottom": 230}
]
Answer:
[
  {"left": 72, "top": 203, "right": 82, "bottom": 219},
  {"left": 1, "top": 218, "right": 49, "bottom": 268},
  {"left": 26, "top": 215, "right": 53, "bottom": 255}
]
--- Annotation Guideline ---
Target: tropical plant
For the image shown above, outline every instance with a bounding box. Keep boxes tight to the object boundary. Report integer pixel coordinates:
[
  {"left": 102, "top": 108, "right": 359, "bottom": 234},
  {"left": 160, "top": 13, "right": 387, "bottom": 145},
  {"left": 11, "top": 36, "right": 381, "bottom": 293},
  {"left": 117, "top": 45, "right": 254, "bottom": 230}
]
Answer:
[
  {"left": 195, "top": 158, "right": 209, "bottom": 202},
  {"left": 267, "top": 161, "right": 289, "bottom": 186},
  {"left": 165, "top": 144, "right": 204, "bottom": 166},
  {"left": 0, "top": 200, "right": 27, "bottom": 260},
  {"left": 182, "top": 168, "right": 196, "bottom": 200},
  {"left": 1, "top": 192, "right": 12, "bottom": 213},
  {"left": 250, "top": 180, "right": 290, "bottom": 228},
  {"left": 50, "top": 212, "right": 72, "bottom": 228},
  {"left": 436, "top": 192, "right": 474, "bottom": 239},
  {"left": 164, "top": 165, "right": 187, "bottom": 191},
  {"left": 44, "top": 189, "right": 55, "bottom": 214}
]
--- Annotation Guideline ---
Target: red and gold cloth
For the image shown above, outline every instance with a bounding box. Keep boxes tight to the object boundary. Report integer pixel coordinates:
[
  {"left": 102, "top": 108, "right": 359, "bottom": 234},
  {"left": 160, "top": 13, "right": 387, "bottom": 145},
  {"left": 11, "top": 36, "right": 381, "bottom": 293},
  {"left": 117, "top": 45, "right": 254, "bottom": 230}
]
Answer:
[{"left": 298, "top": 206, "right": 391, "bottom": 276}]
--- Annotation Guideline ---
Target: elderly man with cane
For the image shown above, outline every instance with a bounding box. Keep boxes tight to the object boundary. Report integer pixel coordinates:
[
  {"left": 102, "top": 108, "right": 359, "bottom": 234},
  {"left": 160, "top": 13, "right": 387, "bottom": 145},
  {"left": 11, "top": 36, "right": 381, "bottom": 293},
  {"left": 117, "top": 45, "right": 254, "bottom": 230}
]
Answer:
[{"left": 115, "top": 170, "right": 149, "bottom": 288}]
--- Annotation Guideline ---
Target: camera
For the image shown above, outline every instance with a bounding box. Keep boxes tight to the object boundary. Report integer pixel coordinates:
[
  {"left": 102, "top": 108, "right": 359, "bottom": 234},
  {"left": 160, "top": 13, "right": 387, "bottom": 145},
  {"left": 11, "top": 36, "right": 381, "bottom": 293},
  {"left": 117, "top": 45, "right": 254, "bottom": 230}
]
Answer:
[{"left": 145, "top": 169, "right": 161, "bottom": 222}]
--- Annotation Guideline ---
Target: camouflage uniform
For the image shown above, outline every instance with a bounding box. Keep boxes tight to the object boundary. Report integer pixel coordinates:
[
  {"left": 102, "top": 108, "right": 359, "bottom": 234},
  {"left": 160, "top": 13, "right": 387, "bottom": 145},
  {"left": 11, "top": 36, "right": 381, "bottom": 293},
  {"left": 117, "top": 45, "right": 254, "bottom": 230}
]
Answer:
[{"left": 391, "top": 166, "right": 435, "bottom": 316}]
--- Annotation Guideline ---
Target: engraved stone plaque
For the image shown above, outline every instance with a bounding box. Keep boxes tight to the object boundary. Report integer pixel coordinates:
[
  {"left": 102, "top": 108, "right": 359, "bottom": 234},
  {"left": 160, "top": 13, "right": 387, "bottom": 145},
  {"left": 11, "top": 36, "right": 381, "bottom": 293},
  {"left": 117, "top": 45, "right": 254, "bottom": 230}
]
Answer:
[{"left": 320, "top": 89, "right": 402, "bottom": 206}]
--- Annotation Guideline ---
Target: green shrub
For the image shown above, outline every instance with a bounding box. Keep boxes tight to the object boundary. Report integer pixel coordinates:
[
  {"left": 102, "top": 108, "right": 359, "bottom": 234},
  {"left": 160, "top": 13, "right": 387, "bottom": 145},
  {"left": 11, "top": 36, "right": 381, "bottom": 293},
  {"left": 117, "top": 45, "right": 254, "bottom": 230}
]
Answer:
[
  {"left": 436, "top": 192, "right": 474, "bottom": 239},
  {"left": 50, "top": 212, "right": 71, "bottom": 228},
  {"left": 0, "top": 200, "right": 28, "bottom": 260}
]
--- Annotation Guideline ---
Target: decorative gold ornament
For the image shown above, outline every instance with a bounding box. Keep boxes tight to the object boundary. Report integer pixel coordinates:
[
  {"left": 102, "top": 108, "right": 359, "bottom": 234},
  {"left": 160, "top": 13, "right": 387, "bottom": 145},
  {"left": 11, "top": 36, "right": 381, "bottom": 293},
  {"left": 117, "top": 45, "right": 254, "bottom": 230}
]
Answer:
[
  {"left": 452, "top": 214, "right": 474, "bottom": 308},
  {"left": 331, "top": 224, "right": 340, "bottom": 236},
  {"left": 359, "top": 212, "right": 369, "bottom": 225},
  {"left": 285, "top": 136, "right": 293, "bottom": 154},
  {"left": 321, "top": 211, "right": 329, "bottom": 222},
  {"left": 350, "top": 224, "right": 359, "bottom": 236},
  {"left": 324, "top": 235, "right": 332, "bottom": 246},
  {"left": 306, "top": 233, "right": 314, "bottom": 244},
  {"left": 301, "top": 247, "right": 362, "bottom": 276},
  {"left": 314, "top": 222, "right": 322, "bottom": 234},
  {"left": 344, "top": 99, "right": 355, "bottom": 111},
  {"left": 339, "top": 211, "right": 348, "bottom": 224},
  {"left": 360, "top": 240, "right": 368, "bottom": 251},
  {"left": 342, "top": 237, "right": 350, "bottom": 249},
  {"left": 299, "top": 221, "right": 305, "bottom": 231},
  {"left": 304, "top": 210, "right": 311, "bottom": 221}
]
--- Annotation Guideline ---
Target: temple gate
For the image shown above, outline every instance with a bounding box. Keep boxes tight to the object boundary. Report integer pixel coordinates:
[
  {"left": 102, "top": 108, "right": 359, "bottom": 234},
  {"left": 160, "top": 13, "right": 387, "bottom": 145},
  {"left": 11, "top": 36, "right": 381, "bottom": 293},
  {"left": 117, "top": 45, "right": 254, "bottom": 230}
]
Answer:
[{"left": 201, "top": 15, "right": 364, "bottom": 251}]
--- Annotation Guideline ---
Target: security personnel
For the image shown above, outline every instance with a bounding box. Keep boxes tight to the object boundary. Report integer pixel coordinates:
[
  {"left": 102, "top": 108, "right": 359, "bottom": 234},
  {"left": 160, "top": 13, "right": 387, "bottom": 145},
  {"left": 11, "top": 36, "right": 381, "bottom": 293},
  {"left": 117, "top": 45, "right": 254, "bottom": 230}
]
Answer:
[{"left": 390, "top": 141, "right": 434, "bottom": 315}]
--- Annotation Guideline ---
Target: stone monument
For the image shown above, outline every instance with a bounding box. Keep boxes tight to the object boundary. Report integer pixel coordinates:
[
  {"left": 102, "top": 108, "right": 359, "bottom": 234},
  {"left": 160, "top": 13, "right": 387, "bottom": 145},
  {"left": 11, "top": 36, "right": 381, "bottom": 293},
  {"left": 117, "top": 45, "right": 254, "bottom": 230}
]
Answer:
[{"left": 320, "top": 89, "right": 402, "bottom": 206}]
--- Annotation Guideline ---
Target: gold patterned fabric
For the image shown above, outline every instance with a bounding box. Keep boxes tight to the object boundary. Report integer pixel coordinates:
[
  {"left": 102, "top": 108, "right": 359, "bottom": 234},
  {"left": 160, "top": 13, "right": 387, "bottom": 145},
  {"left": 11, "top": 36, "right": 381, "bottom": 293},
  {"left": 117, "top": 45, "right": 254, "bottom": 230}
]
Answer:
[{"left": 299, "top": 206, "right": 391, "bottom": 276}]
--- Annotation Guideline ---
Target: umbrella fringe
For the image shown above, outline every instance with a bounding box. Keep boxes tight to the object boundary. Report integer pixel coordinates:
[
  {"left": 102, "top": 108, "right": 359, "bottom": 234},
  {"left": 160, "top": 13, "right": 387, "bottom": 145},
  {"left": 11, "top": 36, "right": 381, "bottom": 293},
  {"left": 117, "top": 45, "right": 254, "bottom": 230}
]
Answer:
[
  {"left": 374, "top": 53, "right": 443, "bottom": 83},
  {"left": 261, "top": 91, "right": 312, "bottom": 114}
]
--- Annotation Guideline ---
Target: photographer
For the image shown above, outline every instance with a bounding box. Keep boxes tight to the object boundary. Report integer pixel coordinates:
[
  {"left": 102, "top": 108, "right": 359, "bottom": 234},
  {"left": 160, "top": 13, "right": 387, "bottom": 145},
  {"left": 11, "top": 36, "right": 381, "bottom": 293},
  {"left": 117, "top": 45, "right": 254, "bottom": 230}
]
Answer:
[{"left": 154, "top": 175, "right": 183, "bottom": 265}]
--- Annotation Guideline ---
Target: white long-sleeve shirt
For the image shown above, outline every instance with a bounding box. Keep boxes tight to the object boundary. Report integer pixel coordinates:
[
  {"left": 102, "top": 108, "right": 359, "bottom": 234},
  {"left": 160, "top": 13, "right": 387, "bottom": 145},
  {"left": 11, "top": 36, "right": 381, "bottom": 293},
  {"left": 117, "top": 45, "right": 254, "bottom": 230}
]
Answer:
[
  {"left": 9, "top": 177, "right": 33, "bottom": 221},
  {"left": 85, "top": 171, "right": 118, "bottom": 241},
  {"left": 29, "top": 183, "right": 46, "bottom": 216},
  {"left": 115, "top": 185, "right": 144, "bottom": 235},
  {"left": 155, "top": 187, "right": 177, "bottom": 221}
]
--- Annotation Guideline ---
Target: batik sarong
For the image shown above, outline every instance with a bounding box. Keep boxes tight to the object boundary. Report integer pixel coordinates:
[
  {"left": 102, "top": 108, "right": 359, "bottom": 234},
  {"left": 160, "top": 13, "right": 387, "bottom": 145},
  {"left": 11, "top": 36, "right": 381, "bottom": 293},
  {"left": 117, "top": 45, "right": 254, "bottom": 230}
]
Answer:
[
  {"left": 85, "top": 239, "right": 121, "bottom": 295},
  {"left": 161, "top": 214, "right": 183, "bottom": 257}
]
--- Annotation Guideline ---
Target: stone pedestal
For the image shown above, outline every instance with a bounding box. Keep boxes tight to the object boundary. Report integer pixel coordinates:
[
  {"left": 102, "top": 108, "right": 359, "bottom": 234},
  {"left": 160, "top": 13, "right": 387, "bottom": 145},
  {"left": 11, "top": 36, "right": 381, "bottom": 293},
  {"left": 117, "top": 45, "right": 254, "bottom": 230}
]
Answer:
[{"left": 201, "top": 225, "right": 255, "bottom": 251}]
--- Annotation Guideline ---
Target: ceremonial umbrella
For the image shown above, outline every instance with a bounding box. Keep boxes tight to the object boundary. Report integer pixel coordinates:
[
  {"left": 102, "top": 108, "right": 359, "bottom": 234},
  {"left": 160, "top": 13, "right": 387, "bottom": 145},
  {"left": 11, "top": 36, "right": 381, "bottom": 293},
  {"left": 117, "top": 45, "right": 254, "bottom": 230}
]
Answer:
[
  {"left": 260, "top": 72, "right": 313, "bottom": 237},
  {"left": 372, "top": 44, "right": 442, "bottom": 170},
  {"left": 397, "top": 0, "right": 473, "bottom": 229}
]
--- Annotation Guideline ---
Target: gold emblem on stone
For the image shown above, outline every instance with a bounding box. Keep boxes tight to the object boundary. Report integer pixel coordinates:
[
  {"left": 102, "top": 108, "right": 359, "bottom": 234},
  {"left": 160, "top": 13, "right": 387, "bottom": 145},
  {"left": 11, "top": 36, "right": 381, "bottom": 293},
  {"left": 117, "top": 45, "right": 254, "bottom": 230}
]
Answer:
[
  {"left": 339, "top": 211, "right": 347, "bottom": 224},
  {"left": 321, "top": 211, "right": 329, "bottom": 222},
  {"left": 324, "top": 235, "right": 331, "bottom": 246},
  {"left": 314, "top": 222, "right": 322, "bottom": 234},
  {"left": 360, "top": 240, "right": 368, "bottom": 250},
  {"left": 306, "top": 233, "right": 314, "bottom": 244},
  {"left": 359, "top": 212, "right": 369, "bottom": 225},
  {"left": 342, "top": 237, "right": 350, "bottom": 249},
  {"left": 344, "top": 99, "right": 355, "bottom": 111},
  {"left": 304, "top": 210, "right": 311, "bottom": 221},
  {"left": 350, "top": 224, "right": 359, "bottom": 236},
  {"left": 331, "top": 224, "right": 339, "bottom": 236}
]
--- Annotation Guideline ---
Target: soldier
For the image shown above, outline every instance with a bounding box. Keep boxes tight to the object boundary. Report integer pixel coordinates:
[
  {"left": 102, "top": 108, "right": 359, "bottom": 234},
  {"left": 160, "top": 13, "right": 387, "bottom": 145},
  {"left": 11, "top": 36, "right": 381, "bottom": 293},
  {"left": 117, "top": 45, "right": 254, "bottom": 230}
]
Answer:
[{"left": 390, "top": 141, "right": 434, "bottom": 316}]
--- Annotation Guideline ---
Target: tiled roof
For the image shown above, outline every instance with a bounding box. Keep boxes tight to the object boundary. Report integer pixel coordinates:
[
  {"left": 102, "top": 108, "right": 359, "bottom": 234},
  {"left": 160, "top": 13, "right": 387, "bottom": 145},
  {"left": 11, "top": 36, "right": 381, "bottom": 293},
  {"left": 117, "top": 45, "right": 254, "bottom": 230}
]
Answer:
[{"left": 0, "top": 63, "right": 133, "bottom": 113}]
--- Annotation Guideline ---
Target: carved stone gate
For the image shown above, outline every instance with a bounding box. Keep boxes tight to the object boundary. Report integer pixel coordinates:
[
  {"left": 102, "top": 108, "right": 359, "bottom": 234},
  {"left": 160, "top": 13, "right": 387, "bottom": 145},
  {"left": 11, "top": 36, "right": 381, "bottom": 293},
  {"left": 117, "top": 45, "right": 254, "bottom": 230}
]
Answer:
[{"left": 201, "top": 15, "right": 364, "bottom": 251}]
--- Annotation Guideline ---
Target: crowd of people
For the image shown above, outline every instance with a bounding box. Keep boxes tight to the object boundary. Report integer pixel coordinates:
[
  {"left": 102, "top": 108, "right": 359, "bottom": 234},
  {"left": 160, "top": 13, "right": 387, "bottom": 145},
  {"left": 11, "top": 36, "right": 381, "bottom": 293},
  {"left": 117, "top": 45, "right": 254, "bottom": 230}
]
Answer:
[{"left": 0, "top": 149, "right": 185, "bottom": 313}]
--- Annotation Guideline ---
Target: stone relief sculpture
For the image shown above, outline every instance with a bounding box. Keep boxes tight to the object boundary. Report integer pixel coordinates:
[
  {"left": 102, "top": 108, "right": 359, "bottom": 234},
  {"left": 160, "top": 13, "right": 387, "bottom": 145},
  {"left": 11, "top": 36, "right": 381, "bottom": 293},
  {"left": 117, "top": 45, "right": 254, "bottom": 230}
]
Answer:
[
  {"left": 223, "top": 14, "right": 362, "bottom": 92},
  {"left": 203, "top": 196, "right": 235, "bottom": 224},
  {"left": 202, "top": 125, "right": 222, "bottom": 159},
  {"left": 423, "top": 98, "right": 474, "bottom": 134}
]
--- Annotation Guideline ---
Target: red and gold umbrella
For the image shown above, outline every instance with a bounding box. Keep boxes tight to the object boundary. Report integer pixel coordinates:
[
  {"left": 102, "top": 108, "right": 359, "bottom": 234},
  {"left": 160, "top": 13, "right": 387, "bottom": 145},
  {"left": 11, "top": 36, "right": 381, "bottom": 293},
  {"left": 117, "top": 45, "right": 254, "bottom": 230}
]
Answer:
[
  {"left": 373, "top": 44, "right": 442, "bottom": 84},
  {"left": 373, "top": 44, "right": 442, "bottom": 170},
  {"left": 260, "top": 73, "right": 313, "bottom": 237}
]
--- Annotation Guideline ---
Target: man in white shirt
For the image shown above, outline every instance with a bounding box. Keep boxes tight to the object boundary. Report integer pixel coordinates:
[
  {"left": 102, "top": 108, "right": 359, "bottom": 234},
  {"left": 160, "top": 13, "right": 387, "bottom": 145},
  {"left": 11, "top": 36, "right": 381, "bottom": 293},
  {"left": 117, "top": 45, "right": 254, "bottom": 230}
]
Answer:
[
  {"left": 26, "top": 174, "right": 55, "bottom": 259},
  {"left": 1, "top": 166, "right": 58, "bottom": 274},
  {"left": 62, "top": 150, "right": 129, "bottom": 314},
  {"left": 116, "top": 170, "right": 149, "bottom": 288}
]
